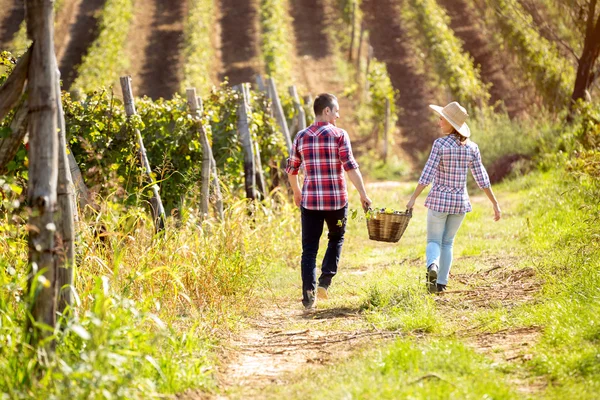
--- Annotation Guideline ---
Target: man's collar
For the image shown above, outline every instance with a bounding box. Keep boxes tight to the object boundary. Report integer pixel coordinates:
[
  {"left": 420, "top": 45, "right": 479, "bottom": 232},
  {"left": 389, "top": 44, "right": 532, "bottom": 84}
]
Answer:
[{"left": 314, "top": 121, "right": 330, "bottom": 127}]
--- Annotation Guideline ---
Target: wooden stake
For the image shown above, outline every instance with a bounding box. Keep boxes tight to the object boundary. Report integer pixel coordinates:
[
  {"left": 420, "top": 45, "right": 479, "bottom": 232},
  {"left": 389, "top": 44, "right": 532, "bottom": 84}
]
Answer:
[
  {"left": 288, "top": 85, "right": 306, "bottom": 134},
  {"left": 266, "top": 77, "right": 292, "bottom": 154},
  {"left": 196, "top": 96, "right": 223, "bottom": 220},
  {"left": 348, "top": 1, "right": 356, "bottom": 62},
  {"left": 303, "top": 94, "right": 314, "bottom": 121},
  {"left": 120, "top": 76, "right": 166, "bottom": 232},
  {"left": 383, "top": 98, "right": 390, "bottom": 163},
  {"left": 356, "top": 22, "right": 365, "bottom": 72},
  {"left": 0, "top": 46, "right": 30, "bottom": 121},
  {"left": 254, "top": 142, "right": 267, "bottom": 199},
  {"left": 365, "top": 45, "right": 373, "bottom": 95},
  {"left": 234, "top": 83, "right": 257, "bottom": 200},
  {"left": 187, "top": 88, "right": 211, "bottom": 217},
  {"left": 255, "top": 75, "right": 266, "bottom": 92},
  {"left": 0, "top": 101, "right": 28, "bottom": 173},
  {"left": 55, "top": 67, "right": 76, "bottom": 315},
  {"left": 25, "top": 0, "right": 59, "bottom": 348}
]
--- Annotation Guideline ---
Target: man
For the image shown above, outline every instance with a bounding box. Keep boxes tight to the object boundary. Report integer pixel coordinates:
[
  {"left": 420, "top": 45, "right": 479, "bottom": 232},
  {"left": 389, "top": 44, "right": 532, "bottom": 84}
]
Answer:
[{"left": 286, "top": 93, "right": 372, "bottom": 311}]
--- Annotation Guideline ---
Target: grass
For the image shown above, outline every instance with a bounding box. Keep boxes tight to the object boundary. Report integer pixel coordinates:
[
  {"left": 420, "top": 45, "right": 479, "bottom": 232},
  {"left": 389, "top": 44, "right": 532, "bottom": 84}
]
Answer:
[
  {"left": 0, "top": 198, "right": 300, "bottom": 397},
  {"left": 257, "top": 167, "right": 600, "bottom": 399},
  {"left": 182, "top": 0, "right": 216, "bottom": 94}
]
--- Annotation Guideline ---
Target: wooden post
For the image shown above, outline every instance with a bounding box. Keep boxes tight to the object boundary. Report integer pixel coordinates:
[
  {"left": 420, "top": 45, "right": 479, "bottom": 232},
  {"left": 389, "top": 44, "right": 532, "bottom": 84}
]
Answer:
[
  {"left": 266, "top": 77, "right": 292, "bottom": 154},
  {"left": 234, "top": 83, "right": 257, "bottom": 200},
  {"left": 255, "top": 75, "right": 266, "bottom": 92},
  {"left": 303, "top": 94, "right": 314, "bottom": 122},
  {"left": 365, "top": 45, "right": 373, "bottom": 95},
  {"left": 120, "top": 76, "right": 166, "bottom": 232},
  {"left": 348, "top": 1, "right": 356, "bottom": 62},
  {"left": 383, "top": 98, "right": 390, "bottom": 163},
  {"left": 196, "top": 96, "right": 224, "bottom": 220},
  {"left": 25, "top": 0, "right": 59, "bottom": 347},
  {"left": 67, "top": 150, "right": 92, "bottom": 211},
  {"left": 288, "top": 85, "right": 306, "bottom": 134},
  {"left": 186, "top": 88, "right": 211, "bottom": 217},
  {"left": 0, "top": 102, "right": 28, "bottom": 173},
  {"left": 0, "top": 46, "right": 30, "bottom": 121},
  {"left": 55, "top": 67, "right": 76, "bottom": 315},
  {"left": 356, "top": 22, "right": 365, "bottom": 72},
  {"left": 254, "top": 142, "right": 267, "bottom": 199}
]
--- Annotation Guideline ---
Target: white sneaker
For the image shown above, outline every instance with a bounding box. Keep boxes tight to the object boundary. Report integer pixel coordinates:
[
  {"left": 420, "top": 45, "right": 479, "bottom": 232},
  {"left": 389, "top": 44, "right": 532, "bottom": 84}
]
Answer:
[{"left": 317, "top": 286, "right": 328, "bottom": 300}]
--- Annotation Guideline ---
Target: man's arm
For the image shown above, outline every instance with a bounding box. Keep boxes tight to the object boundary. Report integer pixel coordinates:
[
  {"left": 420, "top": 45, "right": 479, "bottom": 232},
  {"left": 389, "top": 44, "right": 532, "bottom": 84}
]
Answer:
[
  {"left": 347, "top": 168, "right": 372, "bottom": 211},
  {"left": 287, "top": 172, "right": 302, "bottom": 207}
]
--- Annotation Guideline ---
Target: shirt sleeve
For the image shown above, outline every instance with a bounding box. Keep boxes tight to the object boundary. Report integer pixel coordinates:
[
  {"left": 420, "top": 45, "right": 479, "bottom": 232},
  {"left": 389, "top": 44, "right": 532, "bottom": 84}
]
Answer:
[
  {"left": 285, "top": 134, "right": 302, "bottom": 175},
  {"left": 418, "top": 140, "right": 441, "bottom": 186},
  {"left": 469, "top": 144, "right": 491, "bottom": 189},
  {"left": 338, "top": 130, "right": 359, "bottom": 171}
]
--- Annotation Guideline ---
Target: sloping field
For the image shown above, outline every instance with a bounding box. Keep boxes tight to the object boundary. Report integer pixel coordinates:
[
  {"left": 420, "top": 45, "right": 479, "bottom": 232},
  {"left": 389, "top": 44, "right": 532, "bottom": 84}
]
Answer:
[
  {"left": 0, "top": 0, "right": 23, "bottom": 50},
  {"left": 362, "top": 0, "right": 440, "bottom": 159},
  {"left": 217, "top": 0, "right": 262, "bottom": 86},
  {"left": 125, "top": 0, "right": 187, "bottom": 99}
]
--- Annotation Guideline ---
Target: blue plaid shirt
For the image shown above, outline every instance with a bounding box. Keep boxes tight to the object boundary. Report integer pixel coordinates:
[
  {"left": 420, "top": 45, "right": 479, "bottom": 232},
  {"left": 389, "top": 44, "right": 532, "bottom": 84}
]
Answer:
[{"left": 418, "top": 135, "right": 491, "bottom": 214}]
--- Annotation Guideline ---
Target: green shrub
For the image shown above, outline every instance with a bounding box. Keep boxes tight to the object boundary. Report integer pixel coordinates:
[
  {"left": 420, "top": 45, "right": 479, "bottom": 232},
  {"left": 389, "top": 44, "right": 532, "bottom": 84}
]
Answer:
[
  {"left": 407, "top": 0, "right": 490, "bottom": 108},
  {"left": 182, "top": 0, "right": 216, "bottom": 94},
  {"left": 71, "top": 0, "right": 134, "bottom": 92}
]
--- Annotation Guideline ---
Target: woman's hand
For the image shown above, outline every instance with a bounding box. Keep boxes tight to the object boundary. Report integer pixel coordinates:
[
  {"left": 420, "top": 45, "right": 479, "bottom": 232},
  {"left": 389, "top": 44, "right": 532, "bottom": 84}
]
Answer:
[
  {"left": 493, "top": 203, "right": 501, "bottom": 221},
  {"left": 406, "top": 198, "right": 416, "bottom": 210}
]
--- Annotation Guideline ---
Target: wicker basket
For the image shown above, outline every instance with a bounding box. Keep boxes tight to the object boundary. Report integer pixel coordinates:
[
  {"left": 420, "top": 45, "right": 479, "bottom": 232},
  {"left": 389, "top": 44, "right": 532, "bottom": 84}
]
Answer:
[{"left": 366, "top": 209, "right": 412, "bottom": 243}]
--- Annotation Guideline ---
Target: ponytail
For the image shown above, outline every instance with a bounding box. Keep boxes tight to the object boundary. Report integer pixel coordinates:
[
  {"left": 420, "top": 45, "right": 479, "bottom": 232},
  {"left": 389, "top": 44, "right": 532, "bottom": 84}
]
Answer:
[{"left": 451, "top": 129, "right": 468, "bottom": 144}]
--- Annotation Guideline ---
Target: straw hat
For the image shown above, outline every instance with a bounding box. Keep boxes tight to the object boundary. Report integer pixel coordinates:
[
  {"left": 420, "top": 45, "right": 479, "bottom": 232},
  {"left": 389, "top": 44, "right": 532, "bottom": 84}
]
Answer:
[{"left": 429, "top": 101, "right": 471, "bottom": 138}]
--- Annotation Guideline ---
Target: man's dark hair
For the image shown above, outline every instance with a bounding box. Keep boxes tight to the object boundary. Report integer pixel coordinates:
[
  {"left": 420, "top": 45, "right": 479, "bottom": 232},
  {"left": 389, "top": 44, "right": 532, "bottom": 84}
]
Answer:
[{"left": 313, "top": 93, "right": 337, "bottom": 116}]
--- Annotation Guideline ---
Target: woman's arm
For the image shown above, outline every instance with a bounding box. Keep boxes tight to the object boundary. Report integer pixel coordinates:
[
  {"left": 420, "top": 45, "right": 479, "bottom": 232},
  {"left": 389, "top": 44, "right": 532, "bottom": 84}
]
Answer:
[
  {"left": 483, "top": 187, "right": 501, "bottom": 221},
  {"left": 406, "top": 183, "right": 427, "bottom": 210}
]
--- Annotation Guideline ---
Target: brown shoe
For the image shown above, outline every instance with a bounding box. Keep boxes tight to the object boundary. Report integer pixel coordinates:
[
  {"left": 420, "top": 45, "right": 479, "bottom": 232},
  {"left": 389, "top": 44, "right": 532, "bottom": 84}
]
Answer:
[{"left": 317, "top": 286, "right": 329, "bottom": 300}]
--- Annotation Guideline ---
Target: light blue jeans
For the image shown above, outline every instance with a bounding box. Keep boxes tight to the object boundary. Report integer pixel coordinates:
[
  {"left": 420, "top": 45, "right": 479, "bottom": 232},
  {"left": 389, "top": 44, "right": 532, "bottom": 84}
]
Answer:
[{"left": 426, "top": 209, "right": 466, "bottom": 285}]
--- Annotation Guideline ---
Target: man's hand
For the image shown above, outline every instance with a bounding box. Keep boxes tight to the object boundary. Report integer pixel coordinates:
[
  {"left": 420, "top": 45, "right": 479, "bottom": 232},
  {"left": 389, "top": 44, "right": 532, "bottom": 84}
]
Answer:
[
  {"left": 361, "top": 195, "right": 372, "bottom": 212},
  {"left": 294, "top": 190, "right": 302, "bottom": 207},
  {"left": 406, "top": 198, "right": 416, "bottom": 210},
  {"left": 493, "top": 203, "right": 501, "bottom": 221}
]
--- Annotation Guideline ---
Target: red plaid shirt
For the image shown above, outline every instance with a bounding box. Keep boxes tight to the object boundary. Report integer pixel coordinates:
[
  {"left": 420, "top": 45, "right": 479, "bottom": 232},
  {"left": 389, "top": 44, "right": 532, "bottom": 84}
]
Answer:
[
  {"left": 286, "top": 122, "right": 359, "bottom": 210},
  {"left": 419, "top": 135, "right": 491, "bottom": 214}
]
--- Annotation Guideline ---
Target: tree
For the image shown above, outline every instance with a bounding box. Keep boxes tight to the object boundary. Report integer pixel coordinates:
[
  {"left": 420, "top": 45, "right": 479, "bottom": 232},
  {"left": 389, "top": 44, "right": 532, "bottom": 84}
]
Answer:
[{"left": 571, "top": 0, "right": 600, "bottom": 106}]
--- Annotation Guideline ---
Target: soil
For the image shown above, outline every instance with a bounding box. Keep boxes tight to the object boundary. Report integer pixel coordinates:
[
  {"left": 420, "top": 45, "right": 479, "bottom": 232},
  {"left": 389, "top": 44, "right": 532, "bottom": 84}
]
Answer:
[
  {"left": 125, "top": 0, "right": 187, "bottom": 99},
  {"left": 468, "top": 327, "right": 546, "bottom": 393},
  {"left": 362, "top": 0, "right": 440, "bottom": 163},
  {"left": 177, "top": 235, "right": 545, "bottom": 398},
  {"left": 0, "top": 0, "right": 24, "bottom": 50},
  {"left": 57, "top": 0, "right": 107, "bottom": 90},
  {"left": 217, "top": 0, "right": 262, "bottom": 86},
  {"left": 288, "top": 0, "right": 365, "bottom": 140}
]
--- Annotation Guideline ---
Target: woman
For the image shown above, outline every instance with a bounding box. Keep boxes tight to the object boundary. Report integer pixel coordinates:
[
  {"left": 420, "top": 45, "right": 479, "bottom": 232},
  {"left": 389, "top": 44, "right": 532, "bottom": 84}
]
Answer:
[{"left": 406, "top": 102, "right": 501, "bottom": 293}]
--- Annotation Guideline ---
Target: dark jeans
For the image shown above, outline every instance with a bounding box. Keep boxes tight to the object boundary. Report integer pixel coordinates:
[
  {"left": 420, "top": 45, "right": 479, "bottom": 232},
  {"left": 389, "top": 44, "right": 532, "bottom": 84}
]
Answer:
[{"left": 300, "top": 205, "right": 348, "bottom": 305}]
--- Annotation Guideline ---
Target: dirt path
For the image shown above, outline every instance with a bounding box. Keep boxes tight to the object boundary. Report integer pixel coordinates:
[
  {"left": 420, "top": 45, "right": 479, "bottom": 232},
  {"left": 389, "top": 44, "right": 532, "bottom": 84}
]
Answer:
[
  {"left": 208, "top": 301, "right": 405, "bottom": 399},
  {"left": 126, "top": 0, "right": 187, "bottom": 99},
  {"left": 0, "top": 0, "right": 24, "bottom": 50},
  {"left": 56, "top": 0, "right": 107, "bottom": 90},
  {"left": 362, "top": 0, "right": 440, "bottom": 162},
  {"left": 217, "top": 0, "right": 262, "bottom": 86},
  {"left": 437, "top": 0, "right": 536, "bottom": 117},
  {"left": 184, "top": 256, "right": 543, "bottom": 399}
]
